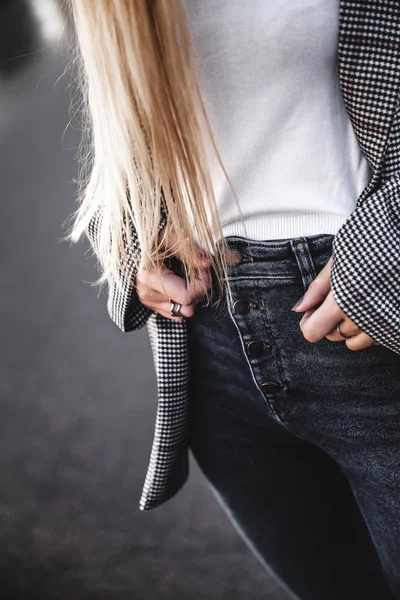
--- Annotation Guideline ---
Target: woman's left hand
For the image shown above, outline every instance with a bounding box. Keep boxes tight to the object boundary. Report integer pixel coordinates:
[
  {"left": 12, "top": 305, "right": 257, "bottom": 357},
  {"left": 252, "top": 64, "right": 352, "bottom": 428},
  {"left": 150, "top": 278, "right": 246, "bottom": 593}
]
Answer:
[{"left": 291, "top": 256, "right": 379, "bottom": 350}]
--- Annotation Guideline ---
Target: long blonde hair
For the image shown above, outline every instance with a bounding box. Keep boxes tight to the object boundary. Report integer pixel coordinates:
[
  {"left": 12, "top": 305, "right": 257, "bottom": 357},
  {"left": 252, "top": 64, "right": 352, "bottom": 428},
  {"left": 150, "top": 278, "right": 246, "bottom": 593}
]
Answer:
[{"left": 65, "top": 0, "right": 243, "bottom": 304}]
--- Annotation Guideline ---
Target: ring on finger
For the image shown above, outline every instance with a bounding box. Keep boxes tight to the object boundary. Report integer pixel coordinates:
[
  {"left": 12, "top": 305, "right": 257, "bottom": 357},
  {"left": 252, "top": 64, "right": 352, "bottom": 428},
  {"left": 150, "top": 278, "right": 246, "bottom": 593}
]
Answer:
[
  {"left": 169, "top": 298, "right": 186, "bottom": 319},
  {"left": 336, "top": 322, "right": 353, "bottom": 339}
]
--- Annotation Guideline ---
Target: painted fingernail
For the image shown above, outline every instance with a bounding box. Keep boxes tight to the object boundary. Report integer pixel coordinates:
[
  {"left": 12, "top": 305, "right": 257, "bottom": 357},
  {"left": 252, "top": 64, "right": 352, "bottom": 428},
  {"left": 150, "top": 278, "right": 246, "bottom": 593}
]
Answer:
[{"left": 291, "top": 295, "right": 304, "bottom": 311}]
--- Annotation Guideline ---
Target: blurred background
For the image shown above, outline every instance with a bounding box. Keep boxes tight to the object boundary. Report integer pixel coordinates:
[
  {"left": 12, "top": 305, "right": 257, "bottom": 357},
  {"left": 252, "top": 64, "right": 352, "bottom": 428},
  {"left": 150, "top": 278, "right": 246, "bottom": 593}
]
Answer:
[{"left": 0, "top": 1, "right": 290, "bottom": 598}]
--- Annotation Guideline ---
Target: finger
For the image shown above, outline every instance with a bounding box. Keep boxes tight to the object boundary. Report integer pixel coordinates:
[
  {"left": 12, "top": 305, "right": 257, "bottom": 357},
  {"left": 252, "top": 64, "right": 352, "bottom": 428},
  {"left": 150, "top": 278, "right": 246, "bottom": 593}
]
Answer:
[
  {"left": 292, "top": 257, "right": 333, "bottom": 313},
  {"left": 139, "top": 273, "right": 211, "bottom": 309},
  {"left": 157, "top": 300, "right": 197, "bottom": 321},
  {"left": 299, "top": 308, "right": 316, "bottom": 323},
  {"left": 336, "top": 318, "right": 362, "bottom": 338},
  {"left": 324, "top": 329, "right": 345, "bottom": 342},
  {"left": 299, "top": 291, "right": 343, "bottom": 343},
  {"left": 161, "top": 268, "right": 212, "bottom": 305},
  {"left": 145, "top": 266, "right": 212, "bottom": 306},
  {"left": 136, "top": 285, "right": 168, "bottom": 305},
  {"left": 325, "top": 318, "right": 362, "bottom": 341},
  {"left": 344, "top": 332, "right": 376, "bottom": 351}
]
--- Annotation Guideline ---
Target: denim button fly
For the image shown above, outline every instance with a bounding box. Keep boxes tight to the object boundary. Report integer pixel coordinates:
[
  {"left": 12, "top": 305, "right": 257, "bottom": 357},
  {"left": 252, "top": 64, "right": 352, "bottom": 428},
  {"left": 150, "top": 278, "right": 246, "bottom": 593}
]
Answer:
[
  {"left": 247, "top": 340, "right": 270, "bottom": 354},
  {"left": 224, "top": 249, "right": 243, "bottom": 266},
  {"left": 261, "top": 381, "right": 284, "bottom": 394},
  {"left": 233, "top": 299, "right": 250, "bottom": 315}
]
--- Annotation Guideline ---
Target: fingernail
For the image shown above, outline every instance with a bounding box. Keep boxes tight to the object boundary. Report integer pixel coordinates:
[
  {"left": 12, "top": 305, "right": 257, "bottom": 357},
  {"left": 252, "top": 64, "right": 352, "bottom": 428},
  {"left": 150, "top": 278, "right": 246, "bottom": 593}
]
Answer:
[{"left": 291, "top": 295, "right": 304, "bottom": 311}]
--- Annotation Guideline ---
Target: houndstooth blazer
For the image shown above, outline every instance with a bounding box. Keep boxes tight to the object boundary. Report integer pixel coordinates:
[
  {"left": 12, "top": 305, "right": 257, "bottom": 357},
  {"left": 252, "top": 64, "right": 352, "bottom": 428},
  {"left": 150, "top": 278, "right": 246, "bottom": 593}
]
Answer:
[{"left": 85, "top": 1, "right": 400, "bottom": 511}]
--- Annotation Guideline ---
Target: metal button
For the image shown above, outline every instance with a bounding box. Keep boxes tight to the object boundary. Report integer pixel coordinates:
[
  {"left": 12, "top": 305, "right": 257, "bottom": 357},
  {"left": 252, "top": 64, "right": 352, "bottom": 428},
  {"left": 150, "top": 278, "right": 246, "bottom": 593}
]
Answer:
[
  {"left": 261, "top": 381, "right": 284, "bottom": 394},
  {"left": 224, "top": 249, "right": 243, "bottom": 266},
  {"left": 247, "top": 340, "right": 271, "bottom": 354},
  {"left": 233, "top": 299, "right": 250, "bottom": 315}
]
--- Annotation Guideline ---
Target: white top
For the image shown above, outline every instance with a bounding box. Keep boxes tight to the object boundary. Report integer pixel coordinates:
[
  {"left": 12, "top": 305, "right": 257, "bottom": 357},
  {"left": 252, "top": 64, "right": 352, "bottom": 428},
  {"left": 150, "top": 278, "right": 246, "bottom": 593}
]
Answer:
[{"left": 184, "top": 0, "right": 372, "bottom": 241}]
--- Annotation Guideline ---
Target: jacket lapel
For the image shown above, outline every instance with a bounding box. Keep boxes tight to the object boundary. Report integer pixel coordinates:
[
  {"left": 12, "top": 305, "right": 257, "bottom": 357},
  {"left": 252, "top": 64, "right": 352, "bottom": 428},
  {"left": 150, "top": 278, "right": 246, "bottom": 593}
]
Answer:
[{"left": 338, "top": 0, "right": 400, "bottom": 199}]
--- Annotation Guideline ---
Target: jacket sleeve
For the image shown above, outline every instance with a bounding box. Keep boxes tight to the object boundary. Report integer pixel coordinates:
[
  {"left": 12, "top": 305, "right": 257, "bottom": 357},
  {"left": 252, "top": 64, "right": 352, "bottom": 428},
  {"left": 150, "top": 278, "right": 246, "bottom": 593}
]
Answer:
[
  {"left": 85, "top": 205, "right": 168, "bottom": 333},
  {"left": 330, "top": 173, "right": 400, "bottom": 354}
]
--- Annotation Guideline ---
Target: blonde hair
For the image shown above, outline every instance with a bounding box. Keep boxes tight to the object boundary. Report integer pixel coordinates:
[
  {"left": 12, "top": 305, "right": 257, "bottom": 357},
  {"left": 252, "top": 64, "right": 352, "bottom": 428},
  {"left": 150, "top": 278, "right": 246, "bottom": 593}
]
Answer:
[{"left": 64, "top": 0, "right": 244, "bottom": 305}]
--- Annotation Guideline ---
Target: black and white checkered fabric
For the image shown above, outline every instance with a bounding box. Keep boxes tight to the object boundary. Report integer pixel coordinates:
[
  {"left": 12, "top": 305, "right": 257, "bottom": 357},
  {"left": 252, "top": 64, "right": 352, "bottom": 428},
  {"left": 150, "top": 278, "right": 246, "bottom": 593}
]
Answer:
[
  {"left": 330, "top": 0, "right": 400, "bottom": 354},
  {"left": 85, "top": 1, "right": 400, "bottom": 511}
]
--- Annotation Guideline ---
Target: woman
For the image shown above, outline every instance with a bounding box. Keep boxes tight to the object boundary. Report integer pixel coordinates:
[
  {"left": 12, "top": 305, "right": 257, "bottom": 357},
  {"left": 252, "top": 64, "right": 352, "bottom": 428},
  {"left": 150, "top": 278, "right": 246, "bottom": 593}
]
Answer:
[{"left": 66, "top": 1, "right": 400, "bottom": 598}]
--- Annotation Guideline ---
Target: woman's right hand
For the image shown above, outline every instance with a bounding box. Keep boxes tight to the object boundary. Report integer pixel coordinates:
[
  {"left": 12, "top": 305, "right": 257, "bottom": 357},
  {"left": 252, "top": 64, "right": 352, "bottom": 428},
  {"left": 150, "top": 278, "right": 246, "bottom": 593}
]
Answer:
[{"left": 135, "top": 230, "right": 213, "bottom": 321}]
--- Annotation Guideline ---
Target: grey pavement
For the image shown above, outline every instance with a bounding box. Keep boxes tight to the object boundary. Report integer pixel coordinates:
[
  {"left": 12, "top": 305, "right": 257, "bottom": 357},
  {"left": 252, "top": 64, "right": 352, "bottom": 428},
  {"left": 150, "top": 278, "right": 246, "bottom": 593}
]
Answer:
[{"left": 0, "top": 2, "right": 290, "bottom": 598}]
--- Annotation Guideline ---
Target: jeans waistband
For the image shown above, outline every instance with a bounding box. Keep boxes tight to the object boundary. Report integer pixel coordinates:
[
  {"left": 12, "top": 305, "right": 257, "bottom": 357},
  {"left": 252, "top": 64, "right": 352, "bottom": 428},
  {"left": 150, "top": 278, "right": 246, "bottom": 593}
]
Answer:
[
  {"left": 218, "top": 233, "right": 334, "bottom": 259},
  {"left": 215, "top": 233, "right": 335, "bottom": 280}
]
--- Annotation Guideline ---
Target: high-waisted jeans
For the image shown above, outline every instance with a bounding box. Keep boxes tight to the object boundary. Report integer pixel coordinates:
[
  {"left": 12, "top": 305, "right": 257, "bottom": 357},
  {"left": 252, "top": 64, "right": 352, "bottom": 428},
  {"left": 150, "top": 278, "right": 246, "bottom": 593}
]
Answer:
[{"left": 187, "top": 233, "right": 400, "bottom": 600}]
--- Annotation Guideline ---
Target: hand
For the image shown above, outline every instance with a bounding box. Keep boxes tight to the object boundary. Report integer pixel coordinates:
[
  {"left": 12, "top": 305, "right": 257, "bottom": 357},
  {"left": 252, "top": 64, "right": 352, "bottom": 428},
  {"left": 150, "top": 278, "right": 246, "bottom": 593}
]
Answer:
[
  {"left": 292, "top": 256, "right": 379, "bottom": 350},
  {"left": 135, "top": 229, "right": 212, "bottom": 321}
]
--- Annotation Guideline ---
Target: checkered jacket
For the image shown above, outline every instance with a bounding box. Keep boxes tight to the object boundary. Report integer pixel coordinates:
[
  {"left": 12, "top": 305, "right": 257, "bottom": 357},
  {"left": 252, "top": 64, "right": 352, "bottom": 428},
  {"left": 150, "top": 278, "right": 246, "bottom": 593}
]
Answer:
[{"left": 85, "top": 1, "right": 400, "bottom": 511}]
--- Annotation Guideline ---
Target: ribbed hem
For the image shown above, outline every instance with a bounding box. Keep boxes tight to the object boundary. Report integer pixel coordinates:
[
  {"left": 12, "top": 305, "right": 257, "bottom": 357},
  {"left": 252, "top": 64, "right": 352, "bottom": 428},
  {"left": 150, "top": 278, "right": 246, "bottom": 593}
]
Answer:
[{"left": 220, "top": 212, "right": 350, "bottom": 241}]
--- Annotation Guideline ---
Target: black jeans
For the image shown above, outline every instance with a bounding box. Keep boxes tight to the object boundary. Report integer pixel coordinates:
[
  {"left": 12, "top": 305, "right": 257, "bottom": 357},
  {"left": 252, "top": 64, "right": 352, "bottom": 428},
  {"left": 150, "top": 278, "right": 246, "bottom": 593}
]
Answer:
[{"left": 187, "top": 233, "right": 400, "bottom": 600}]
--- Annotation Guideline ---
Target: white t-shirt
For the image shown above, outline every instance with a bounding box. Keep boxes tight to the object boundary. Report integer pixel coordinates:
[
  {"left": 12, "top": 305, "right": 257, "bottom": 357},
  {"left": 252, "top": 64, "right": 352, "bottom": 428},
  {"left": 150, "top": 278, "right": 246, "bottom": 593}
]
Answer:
[{"left": 184, "top": 0, "right": 371, "bottom": 241}]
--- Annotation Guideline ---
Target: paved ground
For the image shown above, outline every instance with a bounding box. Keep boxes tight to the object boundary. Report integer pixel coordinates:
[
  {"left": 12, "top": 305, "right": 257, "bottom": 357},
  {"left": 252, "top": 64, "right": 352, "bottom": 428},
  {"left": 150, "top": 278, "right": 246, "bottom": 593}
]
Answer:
[{"left": 0, "top": 2, "right": 291, "bottom": 598}]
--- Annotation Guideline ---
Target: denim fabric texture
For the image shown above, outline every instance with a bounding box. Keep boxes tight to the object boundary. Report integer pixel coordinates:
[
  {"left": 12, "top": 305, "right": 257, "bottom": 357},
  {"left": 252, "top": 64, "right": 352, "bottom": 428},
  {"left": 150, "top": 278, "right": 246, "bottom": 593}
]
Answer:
[{"left": 187, "top": 233, "right": 400, "bottom": 600}]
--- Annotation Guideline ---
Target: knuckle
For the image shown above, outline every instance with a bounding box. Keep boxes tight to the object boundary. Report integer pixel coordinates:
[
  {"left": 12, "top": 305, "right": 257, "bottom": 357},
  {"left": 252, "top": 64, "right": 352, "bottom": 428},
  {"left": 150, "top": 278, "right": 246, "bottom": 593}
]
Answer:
[
  {"left": 136, "top": 286, "right": 156, "bottom": 303},
  {"left": 185, "top": 305, "right": 196, "bottom": 318},
  {"left": 135, "top": 272, "right": 145, "bottom": 287},
  {"left": 303, "top": 329, "right": 318, "bottom": 343},
  {"left": 184, "top": 292, "right": 195, "bottom": 305},
  {"left": 310, "top": 276, "right": 321, "bottom": 289},
  {"left": 136, "top": 290, "right": 152, "bottom": 308},
  {"left": 136, "top": 285, "right": 148, "bottom": 299},
  {"left": 178, "top": 291, "right": 194, "bottom": 306},
  {"left": 172, "top": 293, "right": 185, "bottom": 306},
  {"left": 136, "top": 270, "right": 154, "bottom": 288}
]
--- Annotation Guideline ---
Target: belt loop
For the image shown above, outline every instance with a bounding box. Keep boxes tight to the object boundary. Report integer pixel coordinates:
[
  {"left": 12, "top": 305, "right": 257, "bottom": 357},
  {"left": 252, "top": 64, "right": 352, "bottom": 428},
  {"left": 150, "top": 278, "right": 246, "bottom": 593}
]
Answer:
[{"left": 289, "top": 237, "right": 317, "bottom": 291}]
